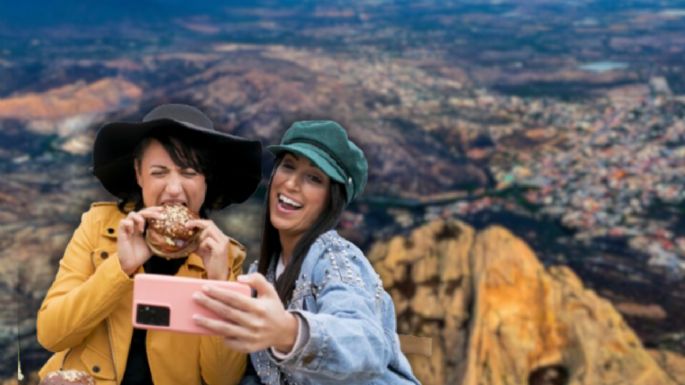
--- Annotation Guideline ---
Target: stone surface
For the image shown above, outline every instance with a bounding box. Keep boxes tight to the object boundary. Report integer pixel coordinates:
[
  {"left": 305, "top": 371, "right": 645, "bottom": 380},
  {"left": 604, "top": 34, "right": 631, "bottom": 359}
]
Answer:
[
  {"left": 370, "top": 219, "right": 683, "bottom": 385},
  {"left": 0, "top": 78, "right": 142, "bottom": 122}
]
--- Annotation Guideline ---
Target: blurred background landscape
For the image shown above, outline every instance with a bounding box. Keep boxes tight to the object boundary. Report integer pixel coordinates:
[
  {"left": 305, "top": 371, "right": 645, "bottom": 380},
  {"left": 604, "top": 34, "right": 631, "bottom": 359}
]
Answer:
[{"left": 1, "top": 1, "right": 685, "bottom": 384}]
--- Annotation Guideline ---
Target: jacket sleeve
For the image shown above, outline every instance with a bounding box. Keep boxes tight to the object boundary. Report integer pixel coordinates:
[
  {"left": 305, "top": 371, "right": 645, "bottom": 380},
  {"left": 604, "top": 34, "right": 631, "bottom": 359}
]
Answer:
[
  {"left": 36, "top": 207, "right": 133, "bottom": 352},
  {"left": 199, "top": 241, "right": 248, "bottom": 385},
  {"left": 273, "top": 247, "right": 393, "bottom": 381}
]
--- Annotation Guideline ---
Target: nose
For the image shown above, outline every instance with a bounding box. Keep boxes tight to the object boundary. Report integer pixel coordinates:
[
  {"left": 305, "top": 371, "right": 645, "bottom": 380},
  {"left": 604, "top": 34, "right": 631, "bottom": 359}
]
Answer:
[
  {"left": 165, "top": 174, "right": 183, "bottom": 196},
  {"left": 283, "top": 172, "right": 300, "bottom": 191}
]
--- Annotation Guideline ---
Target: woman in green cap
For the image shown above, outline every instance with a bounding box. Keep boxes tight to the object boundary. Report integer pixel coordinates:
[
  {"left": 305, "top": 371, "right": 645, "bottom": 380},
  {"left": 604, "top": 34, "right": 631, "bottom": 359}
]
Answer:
[{"left": 193, "top": 120, "right": 420, "bottom": 384}]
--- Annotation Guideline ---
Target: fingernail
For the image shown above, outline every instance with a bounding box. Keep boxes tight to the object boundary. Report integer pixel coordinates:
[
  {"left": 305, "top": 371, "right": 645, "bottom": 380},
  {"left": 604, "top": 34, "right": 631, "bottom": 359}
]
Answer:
[
  {"left": 192, "top": 292, "right": 202, "bottom": 300},
  {"left": 237, "top": 275, "right": 247, "bottom": 282},
  {"left": 202, "top": 285, "right": 211, "bottom": 292}
]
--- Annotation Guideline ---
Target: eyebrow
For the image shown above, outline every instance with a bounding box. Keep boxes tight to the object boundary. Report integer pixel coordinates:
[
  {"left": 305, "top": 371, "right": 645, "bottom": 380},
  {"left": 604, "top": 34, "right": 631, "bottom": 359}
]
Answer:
[
  {"left": 304, "top": 162, "right": 324, "bottom": 176},
  {"left": 284, "top": 153, "right": 319, "bottom": 169}
]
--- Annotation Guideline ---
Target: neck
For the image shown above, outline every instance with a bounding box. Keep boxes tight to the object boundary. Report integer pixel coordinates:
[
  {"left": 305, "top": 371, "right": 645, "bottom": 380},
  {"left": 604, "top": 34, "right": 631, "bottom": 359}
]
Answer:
[{"left": 278, "top": 232, "right": 301, "bottom": 266}]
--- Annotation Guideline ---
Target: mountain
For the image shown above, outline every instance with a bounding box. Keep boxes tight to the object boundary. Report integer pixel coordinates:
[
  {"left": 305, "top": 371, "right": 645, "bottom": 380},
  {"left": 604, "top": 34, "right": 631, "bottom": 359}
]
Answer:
[
  {"left": 368, "top": 219, "right": 685, "bottom": 385},
  {"left": 2, "top": 1, "right": 685, "bottom": 382}
]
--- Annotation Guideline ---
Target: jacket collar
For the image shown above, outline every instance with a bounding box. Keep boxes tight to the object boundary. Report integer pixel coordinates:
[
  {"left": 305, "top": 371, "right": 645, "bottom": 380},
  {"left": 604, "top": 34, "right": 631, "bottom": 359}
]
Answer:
[{"left": 185, "top": 253, "right": 206, "bottom": 270}]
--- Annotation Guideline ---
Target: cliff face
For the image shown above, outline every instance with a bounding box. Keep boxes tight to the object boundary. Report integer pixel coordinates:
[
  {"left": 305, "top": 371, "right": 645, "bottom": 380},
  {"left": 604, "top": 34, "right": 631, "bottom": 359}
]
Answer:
[
  {"left": 368, "top": 220, "right": 683, "bottom": 385},
  {"left": 0, "top": 77, "right": 143, "bottom": 155},
  {"left": 0, "top": 78, "right": 142, "bottom": 122}
]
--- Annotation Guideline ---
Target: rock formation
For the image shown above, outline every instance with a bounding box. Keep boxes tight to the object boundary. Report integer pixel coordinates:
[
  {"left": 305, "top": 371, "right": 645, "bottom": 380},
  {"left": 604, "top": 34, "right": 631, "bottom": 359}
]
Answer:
[
  {"left": 369, "top": 220, "right": 684, "bottom": 385},
  {"left": 0, "top": 77, "right": 143, "bottom": 155},
  {"left": 0, "top": 78, "right": 142, "bottom": 123}
]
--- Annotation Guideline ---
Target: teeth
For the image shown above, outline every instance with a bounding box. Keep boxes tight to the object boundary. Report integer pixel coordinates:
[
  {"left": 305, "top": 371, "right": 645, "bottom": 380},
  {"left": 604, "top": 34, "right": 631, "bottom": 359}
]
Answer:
[
  {"left": 279, "top": 194, "right": 303, "bottom": 208},
  {"left": 163, "top": 201, "right": 186, "bottom": 206}
]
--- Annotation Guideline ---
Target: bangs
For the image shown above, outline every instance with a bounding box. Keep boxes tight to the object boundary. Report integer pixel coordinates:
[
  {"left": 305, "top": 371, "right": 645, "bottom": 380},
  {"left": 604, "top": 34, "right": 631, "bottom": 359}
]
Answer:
[
  {"left": 134, "top": 131, "right": 212, "bottom": 179},
  {"left": 165, "top": 136, "right": 207, "bottom": 174}
]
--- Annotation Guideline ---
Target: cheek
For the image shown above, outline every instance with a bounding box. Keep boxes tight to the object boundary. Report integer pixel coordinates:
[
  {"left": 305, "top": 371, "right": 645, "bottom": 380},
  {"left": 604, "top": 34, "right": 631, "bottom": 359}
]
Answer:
[
  {"left": 268, "top": 175, "right": 285, "bottom": 200},
  {"left": 139, "top": 178, "right": 161, "bottom": 206},
  {"left": 271, "top": 172, "right": 287, "bottom": 189},
  {"left": 190, "top": 179, "right": 208, "bottom": 200},
  {"left": 139, "top": 176, "right": 157, "bottom": 195},
  {"left": 198, "top": 177, "right": 208, "bottom": 195}
]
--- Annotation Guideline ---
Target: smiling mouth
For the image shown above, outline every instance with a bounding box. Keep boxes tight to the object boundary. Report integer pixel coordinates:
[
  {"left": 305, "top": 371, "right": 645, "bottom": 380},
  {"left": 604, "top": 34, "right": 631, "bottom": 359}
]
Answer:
[{"left": 278, "top": 193, "right": 303, "bottom": 210}]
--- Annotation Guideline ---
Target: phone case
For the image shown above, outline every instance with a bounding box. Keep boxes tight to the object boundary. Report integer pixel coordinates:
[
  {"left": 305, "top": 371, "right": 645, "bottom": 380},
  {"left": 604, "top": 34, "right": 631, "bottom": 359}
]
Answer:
[{"left": 132, "top": 274, "right": 251, "bottom": 335}]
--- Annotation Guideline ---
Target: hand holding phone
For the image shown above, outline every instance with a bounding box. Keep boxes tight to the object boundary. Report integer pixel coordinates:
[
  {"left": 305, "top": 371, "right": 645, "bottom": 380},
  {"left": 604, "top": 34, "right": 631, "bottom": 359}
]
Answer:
[{"left": 132, "top": 274, "right": 251, "bottom": 335}]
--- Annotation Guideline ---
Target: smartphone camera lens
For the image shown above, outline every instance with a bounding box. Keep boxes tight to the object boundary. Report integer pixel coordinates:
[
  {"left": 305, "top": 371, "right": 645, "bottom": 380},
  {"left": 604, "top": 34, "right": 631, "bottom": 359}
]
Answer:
[{"left": 136, "top": 304, "right": 171, "bottom": 326}]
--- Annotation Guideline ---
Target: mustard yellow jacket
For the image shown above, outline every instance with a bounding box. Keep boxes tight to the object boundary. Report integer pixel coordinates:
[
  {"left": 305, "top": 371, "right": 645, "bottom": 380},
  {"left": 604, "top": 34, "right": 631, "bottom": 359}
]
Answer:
[{"left": 37, "top": 202, "right": 246, "bottom": 385}]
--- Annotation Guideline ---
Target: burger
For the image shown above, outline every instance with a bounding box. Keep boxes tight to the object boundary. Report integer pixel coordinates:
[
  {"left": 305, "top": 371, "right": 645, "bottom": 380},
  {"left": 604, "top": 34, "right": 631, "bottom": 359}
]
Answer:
[
  {"left": 145, "top": 204, "right": 200, "bottom": 258},
  {"left": 40, "top": 370, "right": 95, "bottom": 385}
]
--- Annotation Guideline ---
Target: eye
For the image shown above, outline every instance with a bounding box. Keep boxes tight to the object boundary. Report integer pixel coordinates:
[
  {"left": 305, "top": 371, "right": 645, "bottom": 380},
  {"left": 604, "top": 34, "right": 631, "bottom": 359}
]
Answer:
[
  {"left": 280, "top": 161, "right": 295, "bottom": 171},
  {"left": 307, "top": 173, "right": 323, "bottom": 184},
  {"left": 150, "top": 170, "right": 166, "bottom": 176},
  {"left": 182, "top": 169, "right": 199, "bottom": 177}
]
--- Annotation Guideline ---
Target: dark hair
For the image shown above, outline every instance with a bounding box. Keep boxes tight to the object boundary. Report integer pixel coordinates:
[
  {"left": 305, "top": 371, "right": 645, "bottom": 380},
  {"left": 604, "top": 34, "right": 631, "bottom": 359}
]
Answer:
[
  {"left": 258, "top": 155, "right": 347, "bottom": 304},
  {"left": 117, "top": 129, "right": 214, "bottom": 217}
]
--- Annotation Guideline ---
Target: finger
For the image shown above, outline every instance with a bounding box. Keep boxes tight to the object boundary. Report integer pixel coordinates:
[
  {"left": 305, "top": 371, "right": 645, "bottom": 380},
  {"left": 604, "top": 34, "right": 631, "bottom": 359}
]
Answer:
[
  {"left": 138, "top": 206, "right": 163, "bottom": 220},
  {"left": 237, "top": 273, "right": 277, "bottom": 299},
  {"left": 192, "top": 313, "right": 248, "bottom": 341},
  {"left": 198, "top": 237, "right": 217, "bottom": 256},
  {"left": 189, "top": 220, "right": 227, "bottom": 243},
  {"left": 186, "top": 219, "right": 211, "bottom": 231},
  {"left": 198, "top": 226, "right": 213, "bottom": 242},
  {"left": 201, "top": 284, "right": 256, "bottom": 313},
  {"left": 190, "top": 220, "right": 229, "bottom": 245},
  {"left": 224, "top": 336, "right": 263, "bottom": 353},
  {"left": 132, "top": 214, "right": 147, "bottom": 234},
  {"left": 193, "top": 291, "right": 255, "bottom": 327},
  {"left": 123, "top": 212, "right": 146, "bottom": 234},
  {"left": 204, "top": 232, "right": 229, "bottom": 253},
  {"left": 119, "top": 218, "right": 135, "bottom": 236},
  {"left": 192, "top": 312, "right": 257, "bottom": 346},
  {"left": 222, "top": 337, "right": 251, "bottom": 353}
]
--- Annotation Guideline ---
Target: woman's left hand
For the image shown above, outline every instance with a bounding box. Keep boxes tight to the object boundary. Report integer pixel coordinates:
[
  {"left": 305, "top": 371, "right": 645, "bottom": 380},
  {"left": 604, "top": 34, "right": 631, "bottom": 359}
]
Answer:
[
  {"left": 186, "top": 219, "right": 231, "bottom": 281},
  {"left": 192, "top": 273, "right": 299, "bottom": 353}
]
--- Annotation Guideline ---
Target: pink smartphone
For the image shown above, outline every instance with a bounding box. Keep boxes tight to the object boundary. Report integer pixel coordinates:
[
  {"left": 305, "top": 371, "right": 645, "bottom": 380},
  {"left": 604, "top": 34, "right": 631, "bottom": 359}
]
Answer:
[{"left": 132, "top": 274, "right": 252, "bottom": 335}]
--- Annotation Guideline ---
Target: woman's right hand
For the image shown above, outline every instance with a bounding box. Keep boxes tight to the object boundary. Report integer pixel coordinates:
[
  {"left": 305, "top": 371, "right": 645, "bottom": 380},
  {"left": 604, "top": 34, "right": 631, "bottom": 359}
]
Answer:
[
  {"left": 117, "top": 207, "right": 162, "bottom": 275},
  {"left": 192, "top": 273, "right": 299, "bottom": 353}
]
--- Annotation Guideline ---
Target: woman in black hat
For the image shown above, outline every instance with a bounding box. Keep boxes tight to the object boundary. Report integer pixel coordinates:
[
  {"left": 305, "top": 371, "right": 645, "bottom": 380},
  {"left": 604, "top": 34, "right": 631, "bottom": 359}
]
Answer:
[
  {"left": 193, "top": 121, "right": 419, "bottom": 384},
  {"left": 36, "top": 104, "right": 262, "bottom": 385}
]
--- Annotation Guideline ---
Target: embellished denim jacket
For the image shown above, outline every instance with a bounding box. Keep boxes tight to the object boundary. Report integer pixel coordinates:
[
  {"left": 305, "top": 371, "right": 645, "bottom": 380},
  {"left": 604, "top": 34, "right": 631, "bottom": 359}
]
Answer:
[{"left": 247, "top": 230, "right": 420, "bottom": 385}]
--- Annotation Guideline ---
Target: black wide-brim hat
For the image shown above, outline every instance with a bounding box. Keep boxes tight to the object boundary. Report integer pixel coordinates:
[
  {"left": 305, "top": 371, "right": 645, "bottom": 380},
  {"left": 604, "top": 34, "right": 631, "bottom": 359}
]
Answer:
[{"left": 93, "top": 104, "right": 262, "bottom": 210}]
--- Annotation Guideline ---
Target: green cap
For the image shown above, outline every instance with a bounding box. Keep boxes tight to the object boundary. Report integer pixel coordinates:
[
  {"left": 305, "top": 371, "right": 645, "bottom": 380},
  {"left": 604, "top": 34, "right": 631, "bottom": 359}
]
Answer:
[{"left": 268, "top": 120, "right": 368, "bottom": 204}]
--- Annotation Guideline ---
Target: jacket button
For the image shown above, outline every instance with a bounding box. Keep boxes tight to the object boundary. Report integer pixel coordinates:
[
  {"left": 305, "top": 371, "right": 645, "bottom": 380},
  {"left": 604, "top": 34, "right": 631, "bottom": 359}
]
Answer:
[
  {"left": 107, "top": 228, "right": 114, "bottom": 234},
  {"left": 92, "top": 365, "right": 100, "bottom": 373},
  {"left": 100, "top": 251, "right": 109, "bottom": 259}
]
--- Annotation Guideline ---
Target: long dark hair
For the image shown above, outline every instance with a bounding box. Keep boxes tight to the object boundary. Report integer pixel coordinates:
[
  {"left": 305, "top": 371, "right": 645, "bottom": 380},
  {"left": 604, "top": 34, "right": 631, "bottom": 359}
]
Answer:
[
  {"left": 117, "top": 129, "right": 214, "bottom": 218},
  {"left": 258, "top": 155, "right": 347, "bottom": 304}
]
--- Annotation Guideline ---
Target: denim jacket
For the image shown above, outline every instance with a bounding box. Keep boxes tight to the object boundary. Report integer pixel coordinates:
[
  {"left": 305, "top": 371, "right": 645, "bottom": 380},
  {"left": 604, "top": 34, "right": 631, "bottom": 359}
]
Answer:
[{"left": 246, "top": 230, "right": 420, "bottom": 385}]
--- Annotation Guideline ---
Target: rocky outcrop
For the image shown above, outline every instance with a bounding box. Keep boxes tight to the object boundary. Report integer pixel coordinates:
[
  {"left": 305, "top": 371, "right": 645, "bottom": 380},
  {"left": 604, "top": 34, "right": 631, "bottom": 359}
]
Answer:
[
  {"left": 649, "top": 350, "right": 685, "bottom": 384},
  {"left": 0, "top": 78, "right": 142, "bottom": 155},
  {"left": 369, "top": 220, "right": 683, "bottom": 385},
  {"left": 0, "top": 78, "right": 142, "bottom": 123}
]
